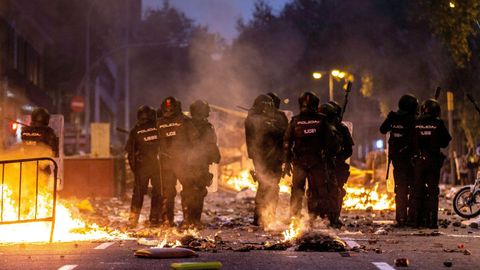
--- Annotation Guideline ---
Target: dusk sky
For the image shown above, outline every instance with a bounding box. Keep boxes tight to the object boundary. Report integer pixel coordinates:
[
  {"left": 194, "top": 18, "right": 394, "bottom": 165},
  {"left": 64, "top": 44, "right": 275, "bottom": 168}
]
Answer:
[{"left": 142, "top": 0, "right": 290, "bottom": 41}]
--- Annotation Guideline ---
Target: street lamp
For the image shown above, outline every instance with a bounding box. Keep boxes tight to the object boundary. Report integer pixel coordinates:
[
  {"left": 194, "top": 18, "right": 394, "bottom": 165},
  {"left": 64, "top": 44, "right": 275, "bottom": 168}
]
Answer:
[{"left": 312, "top": 69, "right": 352, "bottom": 101}]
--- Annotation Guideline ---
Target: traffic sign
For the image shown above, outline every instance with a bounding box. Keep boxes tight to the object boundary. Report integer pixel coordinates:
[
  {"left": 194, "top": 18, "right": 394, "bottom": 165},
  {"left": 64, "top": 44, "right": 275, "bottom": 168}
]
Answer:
[{"left": 70, "top": 96, "right": 85, "bottom": 113}]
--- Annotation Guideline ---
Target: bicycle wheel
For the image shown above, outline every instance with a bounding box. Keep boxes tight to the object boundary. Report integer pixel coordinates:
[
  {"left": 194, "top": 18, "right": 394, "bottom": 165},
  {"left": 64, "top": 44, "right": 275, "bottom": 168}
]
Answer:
[{"left": 453, "top": 186, "right": 480, "bottom": 219}]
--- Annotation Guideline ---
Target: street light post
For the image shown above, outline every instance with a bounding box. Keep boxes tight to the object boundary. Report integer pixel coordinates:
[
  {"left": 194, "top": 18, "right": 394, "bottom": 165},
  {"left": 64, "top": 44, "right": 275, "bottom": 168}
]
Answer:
[
  {"left": 312, "top": 70, "right": 350, "bottom": 102},
  {"left": 328, "top": 73, "right": 333, "bottom": 101}
]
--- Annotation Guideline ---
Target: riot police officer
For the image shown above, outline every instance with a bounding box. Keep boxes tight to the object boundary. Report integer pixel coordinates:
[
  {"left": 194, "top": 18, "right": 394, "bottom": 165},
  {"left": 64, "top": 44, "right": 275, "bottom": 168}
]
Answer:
[
  {"left": 245, "top": 94, "right": 286, "bottom": 226},
  {"left": 320, "top": 102, "right": 353, "bottom": 226},
  {"left": 379, "top": 94, "right": 418, "bottom": 227},
  {"left": 125, "top": 106, "right": 160, "bottom": 227},
  {"left": 181, "top": 100, "right": 220, "bottom": 228},
  {"left": 411, "top": 99, "right": 451, "bottom": 228},
  {"left": 21, "top": 107, "right": 59, "bottom": 157},
  {"left": 284, "top": 92, "right": 338, "bottom": 225},
  {"left": 157, "top": 97, "right": 193, "bottom": 227}
]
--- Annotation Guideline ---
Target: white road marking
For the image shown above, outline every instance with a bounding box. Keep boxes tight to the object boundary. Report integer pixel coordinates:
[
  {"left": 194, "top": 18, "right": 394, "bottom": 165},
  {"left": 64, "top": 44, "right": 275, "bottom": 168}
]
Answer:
[
  {"left": 94, "top": 242, "right": 115, "bottom": 249},
  {"left": 58, "top": 265, "right": 78, "bottom": 270},
  {"left": 445, "top": 234, "right": 480, "bottom": 238},
  {"left": 372, "top": 262, "right": 396, "bottom": 270},
  {"left": 342, "top": 237, "right": 360, "bottom": 248}
]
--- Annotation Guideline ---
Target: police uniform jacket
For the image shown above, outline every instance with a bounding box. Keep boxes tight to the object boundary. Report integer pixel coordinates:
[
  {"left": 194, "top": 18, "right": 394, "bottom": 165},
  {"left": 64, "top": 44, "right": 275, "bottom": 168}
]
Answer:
[
  {"left": 21, "top": 126, "right": 59, "bottom": 157},
  {"left": 380, "top": 111, "right": 416, "bottom": 159},
  {"left": 125, "top": 121, "right": 159, "bottom": 175}
]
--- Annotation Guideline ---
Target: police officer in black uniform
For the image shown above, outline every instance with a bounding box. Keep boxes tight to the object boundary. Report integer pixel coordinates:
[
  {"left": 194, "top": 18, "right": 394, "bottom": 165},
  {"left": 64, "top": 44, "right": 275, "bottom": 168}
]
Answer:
[
  {"left": 181, "top": 100, "right": 220, "bottom": 228},
  {"left": 21, "top": 107, "right": 59, "bottom": 157},
  {"left": 411, "top": 99, "right": 451, "bottom": 228},
  {"left": 245, "top": 94, "right": 286, "bottom": 226},
  {"left": 157, "top": 97, "right": 193, "bottom": 227},
  {"left": 379, "top": 94, "right": 418, "bottom": 227},
  {"left": 125, "top": 106, "right": 160, "bottom": 227},
  {"left": 319, "top": 102, "right": 353, "bottom": 226},
  {"left": 284, "top": 92, "right": 338, "bottom": 224}
]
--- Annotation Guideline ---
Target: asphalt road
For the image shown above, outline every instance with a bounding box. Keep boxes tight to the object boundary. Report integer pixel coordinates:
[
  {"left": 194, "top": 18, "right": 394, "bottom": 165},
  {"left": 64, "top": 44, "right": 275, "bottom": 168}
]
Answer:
[{"left": 0, "top": 229, "right": 479, "bottom": 270}]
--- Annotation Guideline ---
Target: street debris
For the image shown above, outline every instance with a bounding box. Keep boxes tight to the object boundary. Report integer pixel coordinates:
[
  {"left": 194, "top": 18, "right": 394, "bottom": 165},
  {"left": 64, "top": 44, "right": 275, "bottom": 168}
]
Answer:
[
  {"left": 443, "top": 261, "right": 453, "bottom": 267},
  {"left": 394, "top": 257, "right": 410, "bottom": 267},
  {"left": 134, "top": 247, "right": 198, "bottom": 259},
  {"left": 170, "top": 261, "right": 222, "bottom": 270},
  {"left": 294, "top": 232, "right": 347, "bottom": 252}
]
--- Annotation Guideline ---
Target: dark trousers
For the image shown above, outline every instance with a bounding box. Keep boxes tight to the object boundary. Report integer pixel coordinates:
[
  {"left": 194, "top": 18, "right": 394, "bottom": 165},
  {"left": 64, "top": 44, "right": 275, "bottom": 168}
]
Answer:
[
  {"left": 392, "top": 157, "right": 413, "bottom": 224},
  {"left": 411, "top": 156, "right": 441, "bottom": 228},
  {"left": 180, "top": 168, "right": 211, "bottom": 225},
  {"left": 130, "top": 172, "right": 161, "bottom": 222},
  {"left": 158, "top": 168, "right": 178, "bottom": 226},
  {"left": 291, "top": 161, "right": 336, "bottom": 222},
  {"left": 253, "top": 160, "right": 281, "bottom": 225},
  {"left": 334, "top": 162, "right": 350, "bottom": 221}
]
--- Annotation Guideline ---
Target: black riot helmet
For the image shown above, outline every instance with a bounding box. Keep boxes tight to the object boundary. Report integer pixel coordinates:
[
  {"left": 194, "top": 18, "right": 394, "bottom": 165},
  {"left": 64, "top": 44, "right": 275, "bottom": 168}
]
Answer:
[
  {"left": 31, "top": 107, "right": 50, "bottom": 127},
  {"left": 161, "top": 96, "right": 182, "bottom": 118},
  {"left": 318, "top": 103, "right": 337, "bottom": 123},
  {"left": 328, "top": 101, "right": 342, "bottom": 118},
  {"left": 420, "top": 98, "right": 441, "bottom": 118},
  {"left": 398, "top": 94, "right": 419, "bottom": 115},
  {"left": 267, "top": 92, "right": 281, "bottom": 109},
  {"left": 137, "top": 105, "right": 156, "bottom": 124},
  {"left": 298, "top": 91, "right": 319, "bottom": 113},
  {"left": 252, "top": 94, "right": 274, "bottom": 114},
  {"left": 190, "top": 99, "right": 210, "bottom": 120}
]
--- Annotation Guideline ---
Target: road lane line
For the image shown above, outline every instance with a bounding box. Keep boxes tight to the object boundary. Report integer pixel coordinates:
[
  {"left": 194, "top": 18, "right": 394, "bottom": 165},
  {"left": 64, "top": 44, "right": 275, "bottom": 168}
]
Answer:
[
  {"left": 58, "top": 265, "right": 78, "bottom": 270},
  {"left": 342, "top": 237, "right": 360, "bottom": 248},
  {"left": 94, "top": 242, "right": 115, "bottom": 249},
  {"left": 446, "top": 234, "right": 480, "bottom": 238},
  {"left": 372, "top": 262, "right": 396, "bottom": 270}
]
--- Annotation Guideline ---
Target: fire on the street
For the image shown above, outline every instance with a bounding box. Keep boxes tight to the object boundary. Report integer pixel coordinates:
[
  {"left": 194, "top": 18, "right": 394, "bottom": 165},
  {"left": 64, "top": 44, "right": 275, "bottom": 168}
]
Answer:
[
  {"left": 222, "top": 166, "right": 395, "bottom": 211},
  {"left": 0, "top": 147, "right": 128, "bottom": 243},
  {"left": 282, "top": 218, "right": 304, "bottom": 242}
]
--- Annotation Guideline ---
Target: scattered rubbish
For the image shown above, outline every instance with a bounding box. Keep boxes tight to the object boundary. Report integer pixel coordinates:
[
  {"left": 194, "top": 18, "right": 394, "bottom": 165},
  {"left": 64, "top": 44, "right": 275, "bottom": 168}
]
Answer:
[
  {"left": 264, "top": 242, "right": 292, "bottom": 251},
  {"left": 295, "top": 232, "right": 346, "bottom": 252},
  {"left": 374, "top": 228, "right": 388, "bottom": 235},
  {"left": 469, "top": 223, "right": 479, "bottom": 229},
  {"left": 452, "top": 221, "right": 461, "bottom": 227},
  {"left": 170, "top": 261, "right": 222, "bottom": 270},
  {"left": 457, "top": 243, "right": 464, "bottom": 249},
  {"left": 134, "top": 247, "right": 198, "bottom": 259},
  {"left": 464, "top": 249, "right": 472, "bottom": 255},
  {"left": 443, "top": 261, "right": 453, "bottom": 267},
  {"left": 233, "top": 245, "right": 254, "bottom": 252},
  {"left": 394, "top": 258, "right": 410, "bottom": 267},
  {"left": 411, "top": 231, "right": 441, "bottom": 237},
  {"left": 137, "top": 238, "right": 159, "bottom": 246},
  {"left": 339, "top": 251, "right": 357, "bottom": 257}
]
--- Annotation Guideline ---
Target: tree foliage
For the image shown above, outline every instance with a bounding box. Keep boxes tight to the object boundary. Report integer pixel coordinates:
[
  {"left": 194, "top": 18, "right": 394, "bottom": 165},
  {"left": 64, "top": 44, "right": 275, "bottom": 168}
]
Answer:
[{"left": 413, "top": 0, "right": 480, "bottom": 68}]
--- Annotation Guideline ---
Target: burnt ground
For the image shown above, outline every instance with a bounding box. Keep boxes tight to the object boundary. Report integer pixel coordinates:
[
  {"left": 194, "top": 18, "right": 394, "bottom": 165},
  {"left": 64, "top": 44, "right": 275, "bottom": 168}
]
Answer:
[{"left": 0, "top": 187, "right": 479, "bottom": 269}]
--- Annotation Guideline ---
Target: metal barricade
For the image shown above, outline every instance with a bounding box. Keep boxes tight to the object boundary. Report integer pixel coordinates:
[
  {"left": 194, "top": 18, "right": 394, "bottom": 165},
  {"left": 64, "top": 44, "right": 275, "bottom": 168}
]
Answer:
[{"left": 0, "top": 157, "right": 58, "bottom": 242}]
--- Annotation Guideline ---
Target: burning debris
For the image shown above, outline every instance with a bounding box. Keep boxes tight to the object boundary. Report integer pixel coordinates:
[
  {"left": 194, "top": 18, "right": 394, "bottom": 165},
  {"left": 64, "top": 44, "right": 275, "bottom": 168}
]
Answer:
[
  {"left": 295, "top": 231, "right": 347, "bottom": 252},
  {"left": 0, "top": 147, "right": 129, "bottom": 243}
]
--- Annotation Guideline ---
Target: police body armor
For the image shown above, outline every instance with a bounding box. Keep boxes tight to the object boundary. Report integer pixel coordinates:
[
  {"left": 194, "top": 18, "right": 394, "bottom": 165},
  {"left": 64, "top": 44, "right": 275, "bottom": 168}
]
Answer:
[
  {"left": 413, "top": 116, "right": 451, "bottom": 163},
  {"left": 287, "top": 113, "right": 328, "bottom": 164},
  {"left": 157, "top": 113, "right": 191, "bottom": 164},
  {"left": 126, "top": 122, "right": 159, "bottom": 176},
  {"left": 380, "top": 111, "right": 415, "bottom": 159},
  {"left": 21, "top": 126, "right": 59, "bottom": 157}
]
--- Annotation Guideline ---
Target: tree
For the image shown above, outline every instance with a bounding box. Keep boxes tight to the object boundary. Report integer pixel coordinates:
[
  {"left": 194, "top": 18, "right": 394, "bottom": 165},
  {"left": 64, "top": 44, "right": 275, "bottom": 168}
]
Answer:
[{"left": 413, "top": 0, "right": 480, "bottom": 68}]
